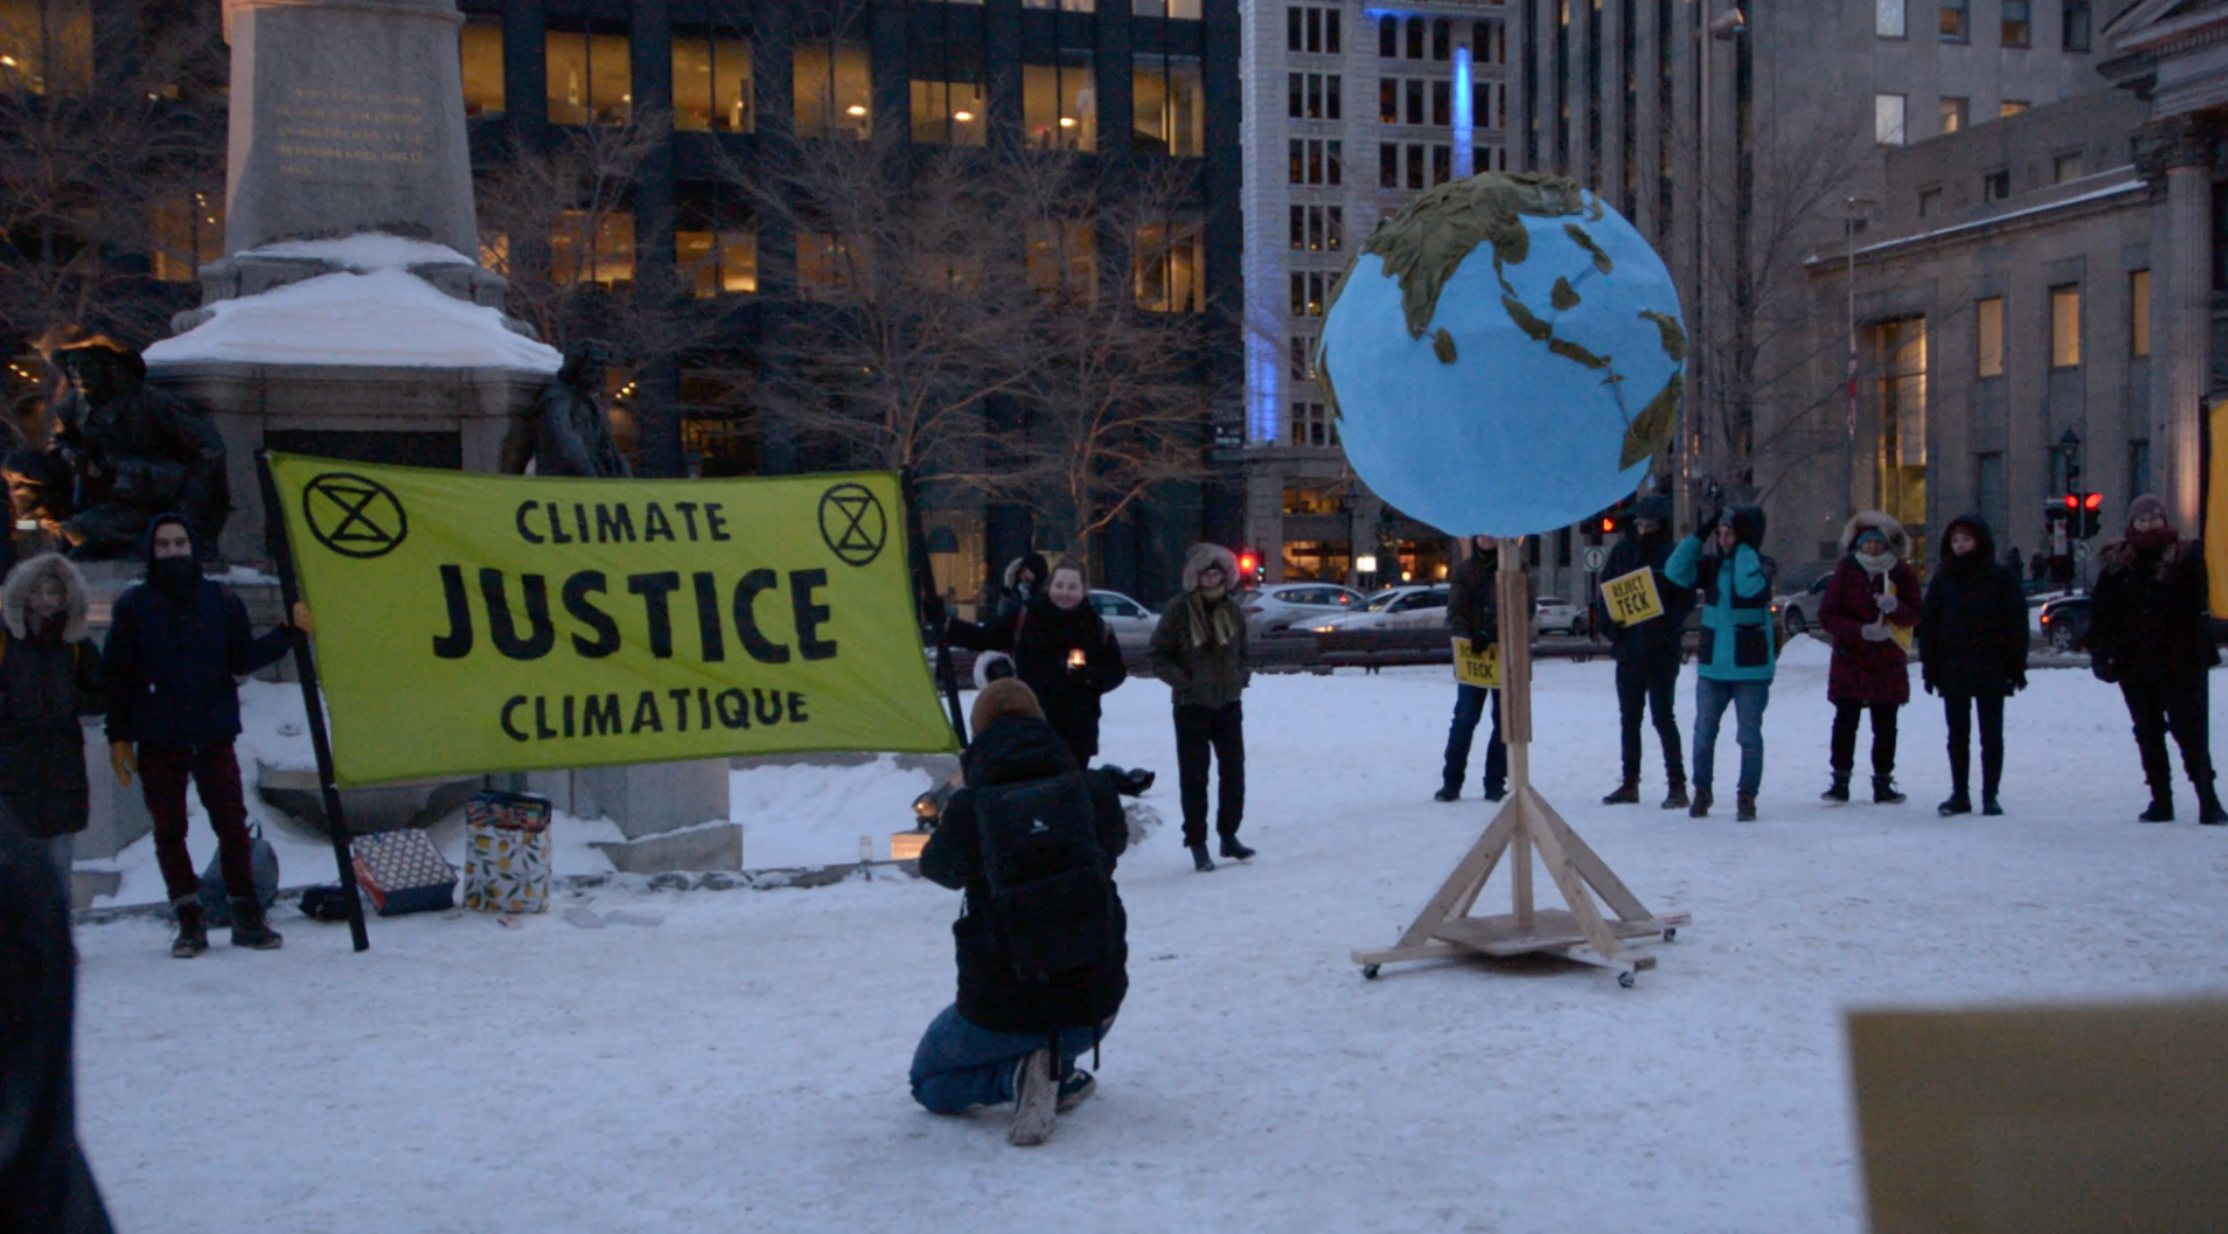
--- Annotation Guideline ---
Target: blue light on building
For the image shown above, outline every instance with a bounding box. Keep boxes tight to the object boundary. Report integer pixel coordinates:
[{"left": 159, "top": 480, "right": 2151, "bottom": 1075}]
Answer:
[{"left": 1454, "top": 46, "right": 1474, "bottom": 178}]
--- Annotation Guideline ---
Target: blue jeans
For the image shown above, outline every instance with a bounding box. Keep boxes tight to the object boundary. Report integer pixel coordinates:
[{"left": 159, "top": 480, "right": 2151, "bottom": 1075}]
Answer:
[
  {"left": 1692, "top": 677, "right": 1770, "bottom": 797},
  {"left": 908, "top": 1004, "right": 1111, "bottom": 1114},
  {"left": 1441, "top": 684, "right": 1507, "bottom": 797}
]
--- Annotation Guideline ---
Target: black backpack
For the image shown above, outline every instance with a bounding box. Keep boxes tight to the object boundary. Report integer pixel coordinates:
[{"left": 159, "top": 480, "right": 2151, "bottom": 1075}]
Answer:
[{"left": 971, "top": 772, "right": 1114, "bottom": 983}]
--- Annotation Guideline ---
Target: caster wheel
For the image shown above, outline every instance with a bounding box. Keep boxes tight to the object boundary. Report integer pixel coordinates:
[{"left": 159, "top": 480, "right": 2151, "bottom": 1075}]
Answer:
[
  {"left": 1663, "top": 927, "right": 1677, "bottom": 942},
  {"left": 1617, "top": 971, "right": 1636, "bottom": 989},
  {"left": 1362, "top": 965, "right": 1381, "bottom": 980}
]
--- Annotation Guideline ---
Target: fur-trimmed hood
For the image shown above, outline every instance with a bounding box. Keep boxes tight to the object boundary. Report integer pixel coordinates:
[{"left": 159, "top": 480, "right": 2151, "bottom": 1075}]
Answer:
[
  {"left": 2, "top": 553, "right": 90, "bottom": 643},
  {"left": 1001, "top": 552, "right": 1051, "bottom": 594},
  {"left": 1839, "top": 510, "right": 1909, "bottom": 558},
  {"left": 1181, "top": 543, "right": 1241, "bottom": 592}
]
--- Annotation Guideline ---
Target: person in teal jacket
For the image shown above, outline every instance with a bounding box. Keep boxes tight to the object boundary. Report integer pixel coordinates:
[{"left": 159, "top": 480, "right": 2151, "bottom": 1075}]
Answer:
[{"left": 1664, "top": 504, "right": 1777, "bottom": 821}]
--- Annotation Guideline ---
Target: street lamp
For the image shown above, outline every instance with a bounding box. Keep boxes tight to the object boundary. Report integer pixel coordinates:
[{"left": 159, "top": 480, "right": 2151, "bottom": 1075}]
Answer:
[{"left": 1684, "top": 7, "right": 1747, "bottom": 534}]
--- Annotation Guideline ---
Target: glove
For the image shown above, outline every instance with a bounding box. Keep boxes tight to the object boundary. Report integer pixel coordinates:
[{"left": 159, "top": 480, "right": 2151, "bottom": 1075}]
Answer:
[
  {"left": 109, "top": 741, "right": 135, "bottom": 788},
  {"left": 2090, "top": 658, "right": 2117, "bottom": 684},
  {"left": 1921, "top": 677, "right": 1934, "bottom": 696},
  {"left": 1694, "top": 502, "right": 1724, "bottom": 540},
  {"left": 1875, "top": 592, "right": 1899, "bottom": 615},
  {"left": 290, "top": 600, "right": 315, "bottom": 636},
  {"left": 1860, "top": 621, "right": 1892, "bottom": 642},
  {"left": 1468, "top": 635, "right": 1488, "bottom": 656},
  {"left": 920, "top": 594, "right": 947, "bottom": 629},
  {"left": 2012, "top": 674, "right": 2029, "bottom": 694}
]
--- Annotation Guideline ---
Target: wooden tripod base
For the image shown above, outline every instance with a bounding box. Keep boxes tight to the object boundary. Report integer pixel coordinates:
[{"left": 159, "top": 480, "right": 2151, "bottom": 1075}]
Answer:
[
  {"left": 1350, "top": 784, "right": 1688, "bottom": 987},
  {"left": 1351, "top": 539, "right": 1687, "bottom": 988}
]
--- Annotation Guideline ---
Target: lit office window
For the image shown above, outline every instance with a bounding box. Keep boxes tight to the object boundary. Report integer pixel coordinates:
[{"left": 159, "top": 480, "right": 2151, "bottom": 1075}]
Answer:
[
  {"left": 547, "top": 28, "right": 632, "bottom": 127},
  {"left": 1024, "top": 55, "right": 1097, "bottom": 151},
  {"left": 551, "top": 211, "right": 636, "bottom": 285},
  {"left": 673, "top": 32, "right": 753, "bottom": 132},
  {"left": 1135, "top": 219, "right": 1205, "bottom": 313},
  {"left": 1136, "top": 55, "right": 1204, "bottom": 155},
  {"left": 912, "top": 76, "right": 987, "bottom": 145},
  {"left": 1874, "top": 93, "right": 1906, "bottom": 145},
  {"left": 2050, "top": 285, "right": 2080, "bottom": 368},
  {"left": 1975, "top": 296, "right": 2003, "bottom": 378},
  {"left": 2130, "top": 270, "right": 2151, "bottom": 358},
  {"left": 149, "top": 193, "right": 224, "bottom": 283},
  {"left": 461, "top": 17, "right": 504, "bottom": 117},
  {"left": 795, "top": 39, "right": 871, "bottom": 140},
  {"left": 677, "top": 231, "right": 758, "bottom": 297}
]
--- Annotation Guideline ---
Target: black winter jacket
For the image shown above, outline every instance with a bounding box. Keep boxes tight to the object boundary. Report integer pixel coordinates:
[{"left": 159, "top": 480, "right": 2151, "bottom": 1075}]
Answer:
[
  {"left": 919, "top": 717, "right": 1128, "bottom": 1034},
  {"left": 0, "top": 624, "right": 103, "bottom": 840},
  {"left": 105, "top": 557, "right": 292, "bottom": 750},
  {"left": 1918, "top": 516, "right": 2027, "bottom": 698},
  {"left": 947, "top": 597, "right": 1127, "bottom": 762},
  {"left": 2088, "top": 536, "right": 2218, "bottom": 684},
  {"left": 1591, "top": 529, "right": 1693, "bottom": 666},
  {"left": 0, "top": 822, "right": 115, "bottom": 1233}
]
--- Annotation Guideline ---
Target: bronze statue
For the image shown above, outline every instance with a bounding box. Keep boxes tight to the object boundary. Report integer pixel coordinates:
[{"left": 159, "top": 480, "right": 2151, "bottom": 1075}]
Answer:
[
  {"left": 44, "top": 335, "right": 230, "bottom": 560},
  {"left": 502, "top": 340, "right": 631, "bottom": 478}
]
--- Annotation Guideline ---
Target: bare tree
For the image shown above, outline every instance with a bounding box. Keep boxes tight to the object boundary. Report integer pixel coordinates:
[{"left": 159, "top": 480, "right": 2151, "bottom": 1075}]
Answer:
[{"left": 0, "top": 1, "right": 226, "bottom": 361}]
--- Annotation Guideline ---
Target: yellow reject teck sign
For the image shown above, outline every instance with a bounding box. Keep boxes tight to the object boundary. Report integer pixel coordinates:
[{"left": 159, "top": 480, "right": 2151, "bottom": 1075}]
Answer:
[
  {"left": 267, "top": 455, "right": 959, "bottom": 786},
  {"left": 1600, "top": 567, "right": 1665, "bottom": 626},
  {"left": 1452, "top": 639, "right": 1501, "bottom": 689}
]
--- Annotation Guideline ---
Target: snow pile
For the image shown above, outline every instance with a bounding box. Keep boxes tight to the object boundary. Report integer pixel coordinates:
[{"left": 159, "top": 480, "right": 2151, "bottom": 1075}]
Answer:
[
  {"left": 248, "top": 233, "right": 476, "bottom": 271},
  {"left": 145, "top": 266, "right": 560, "bottom": 372},
  {"left": 731, "top": 756, "right": 945, "bottom": 867}
]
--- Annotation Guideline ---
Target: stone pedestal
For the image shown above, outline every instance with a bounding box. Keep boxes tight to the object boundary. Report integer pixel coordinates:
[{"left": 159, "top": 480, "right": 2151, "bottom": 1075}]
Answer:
[
  {"left": 78, "top": 729, "right": 153, "bottom": 862},
  {"left": 524, "top": 761, "right": 738, "bottom": 873}
]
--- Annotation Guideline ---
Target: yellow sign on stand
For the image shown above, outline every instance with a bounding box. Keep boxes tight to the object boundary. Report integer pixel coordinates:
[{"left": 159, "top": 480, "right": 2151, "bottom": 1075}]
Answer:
[
  {"left": 1452, "top": 639, "right": 1502, "bottom": 689},
  {"left": 1601, "top": 566, "right": 1665, "bottom": 625}
]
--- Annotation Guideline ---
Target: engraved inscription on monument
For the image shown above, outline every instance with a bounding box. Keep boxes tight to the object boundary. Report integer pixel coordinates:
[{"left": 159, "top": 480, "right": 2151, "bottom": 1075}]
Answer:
[{"left": 273, "top": 86, "right": 435, "bottom": 180}]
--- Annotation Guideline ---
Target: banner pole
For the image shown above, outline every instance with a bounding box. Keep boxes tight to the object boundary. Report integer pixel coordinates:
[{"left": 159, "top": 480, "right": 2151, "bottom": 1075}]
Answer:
[
  {"left": 902, "top": 468, "right": 968, "bottom": 746},
  {"left": 255, "top": 452, "right": 370, "bottom": 952}
]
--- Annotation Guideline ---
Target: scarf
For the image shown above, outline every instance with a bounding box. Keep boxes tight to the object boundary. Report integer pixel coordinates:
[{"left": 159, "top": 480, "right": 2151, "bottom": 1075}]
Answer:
[
  {"left": 1854, "top": 549, "right": 1894, "bottom": 578},
  {"left": 2129, "top": 524, "right": 2177, "bottom": 552},
  {"left": 1186, "top": 588, "right": 1241, "bottom": 651}
]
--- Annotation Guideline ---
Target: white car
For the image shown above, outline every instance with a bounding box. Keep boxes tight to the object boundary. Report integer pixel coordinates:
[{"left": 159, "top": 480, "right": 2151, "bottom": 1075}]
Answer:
[
  {"left": 1307, "top": 585, "right": 1451, "bottom": 633},
  {"left": 1242, "top": 582, "right": 1369, "bottom": 635},
  {"left": 1089, "top": 589, "right": 1160, "bottom": 652},
  {"left": 1533, "top": 595, "right": 1587, "bottom": 635}
]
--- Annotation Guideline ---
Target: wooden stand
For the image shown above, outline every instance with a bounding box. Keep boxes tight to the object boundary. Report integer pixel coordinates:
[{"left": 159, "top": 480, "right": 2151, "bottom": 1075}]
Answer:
[{"left": 1352, "top": 540, "right": 1688, "bottom": 987}]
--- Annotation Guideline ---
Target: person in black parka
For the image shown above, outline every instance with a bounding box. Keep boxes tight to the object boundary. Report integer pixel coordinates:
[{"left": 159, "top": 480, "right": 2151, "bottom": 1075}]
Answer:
[
  {"left": 0, "top": 817, "right": 115, "bottom": 1234},
  {"left": 910, "top": 679, "right": 1128, "bottom": 1147},
  {"left": 944, "top": 558, "right": 1128, "bottom": 768},
  {"left": 2086, "top": 494, "right": 2225, "bottom": 824},
  {"left": 1591, "top": 496, "right": 1695, "bottom": 809},
  {"left": 1918, "top": 515, "right": 2028, "bottom": 816},
  {"left": 0, "top": 554, "right": 105, "bottom": 892},
  {"left": 103, "top": 513, "right": 302, "bottom": 956}
]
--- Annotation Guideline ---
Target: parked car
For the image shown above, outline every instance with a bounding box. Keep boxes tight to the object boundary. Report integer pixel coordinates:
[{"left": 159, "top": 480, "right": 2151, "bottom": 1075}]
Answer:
[
  {"left": 1533, "top": 595, "right": 1587, "bottom": 636},
  {"left": 1307, "top": 585, "right": 1451, "bottom": 633},
  {"left": 2038, "top": 594, "right": 2092, "bottom": 652},
  {"left": 1242, "top": 582, "right": 1369, "bottom": 635},
  {"left": 1089, "top": 589, "right": 1160, "bottom": 652},
  {"left": 1771, "top": 573, "right": 1832, "bottom": 638}
]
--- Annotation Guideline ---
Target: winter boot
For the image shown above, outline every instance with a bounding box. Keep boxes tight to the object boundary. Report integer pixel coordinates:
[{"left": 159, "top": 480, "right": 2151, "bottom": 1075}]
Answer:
[
  {"left": 2199, "top": 782, "right": 2228, "bottom": 826},
  {"left": 1937, "top": 792, "right": 1972, "bottom": 817},
  {"left": 1602, "top": 778, "right": 1641, "bottom": 805},
  {"left": 1981, "top": 795, "right": 2003, "bottom": 816},
  {"left": 1008, "top": 1049, "right": 1057, "bottom": 1147},
  {"left": 1687, "top": 786, "right": 1712, "bottom": 819},
  {"left": 2140, "top": 786, "right": 2175, "bottom": 823},
  {"left": 1872, "top": 777, "right": 1906, "bottom": 806},
  {"left": 1735, "top": 792, "right": 1758, "bottom": 822},
  {"left": 229, "top": 897, "right": 284, "bottom": 950},
  {"left": 1661, "top": 779, "right": 1690, "bottom": 810},
  {"left": 1189, "top": 843, "right": 1216, "bottom": 873},
  {"left": 1432, "top": 785, "right": 1461, "bottom": 803},
  {"left": 1821, "top": 773, "right": 1850, "bottom": 804},
  {"left": 1482, "top": 785, "right": 1507, "bottom": 803},
  {"left": 1219, "top": 835, "right": 1256, "bottom": 862},
  {"left": 1055, "top": 1069, "right": 1097, "bottom": 1114},
  {"left": 170, "top": 901, "right": 209, "bottom": 959}
]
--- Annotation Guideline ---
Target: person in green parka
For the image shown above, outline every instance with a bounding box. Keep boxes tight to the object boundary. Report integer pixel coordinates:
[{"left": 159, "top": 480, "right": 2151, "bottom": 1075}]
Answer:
[{"left": 1664, "top": 504, "right": 1777, "bottom": 821}]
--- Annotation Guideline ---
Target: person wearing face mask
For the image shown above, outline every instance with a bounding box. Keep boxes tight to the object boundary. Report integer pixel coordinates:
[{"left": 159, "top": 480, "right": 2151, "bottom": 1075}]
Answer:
[
  {"left": 1817, "top": 512, "right": 1922, "bottom": 806},
  {"left": 942, "top": 559, "right": 1134, "bottom": 780},
  {"left": 1590, "top": 496, "right": 1695, "bottom": 809},
  {"left": 0, "top": 554, "right": 105, "bottom": 899},
  {"left": 1665, "top": 504, "right": 1777, "bottom": 821},
  {"left": 1917, "top": 515, "right": 2027, "bottom": 816},
  {"left": 1437, "top": 533, "right": 1526, "bottom": 804},
  {"left": 102, "top": 514, "right": 308, "bottom": 956},
  {"left": 1149, "top": 544, "right": 1253, "bottom": 872},
  {"left": 2086, "top": 494, "right": 2225, "bottom": 824}
]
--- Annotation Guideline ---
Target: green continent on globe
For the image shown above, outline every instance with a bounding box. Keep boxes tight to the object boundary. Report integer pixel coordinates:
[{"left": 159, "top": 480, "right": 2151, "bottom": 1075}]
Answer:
[{"left": 1321, "top": 171, "right": 1688, "bottom": 471}]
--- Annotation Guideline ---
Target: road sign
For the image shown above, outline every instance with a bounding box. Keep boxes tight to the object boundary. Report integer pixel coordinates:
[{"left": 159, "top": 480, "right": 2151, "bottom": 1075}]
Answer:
[
  {"left": 2075, "top": 540, "right": 2091, "bottom": 561},
  {"left": 1583, "top": 546, "right": 1607, "bottom": 573}
]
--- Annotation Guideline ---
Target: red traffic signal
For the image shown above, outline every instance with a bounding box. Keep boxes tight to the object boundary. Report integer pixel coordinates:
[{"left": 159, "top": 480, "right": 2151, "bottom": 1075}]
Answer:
[
  {"left": 1236, "top": 549, "right": 1260, "bottom": 578},
  {"left": 2063, "top": 494, "right": 2080, "bottom": 510},
  {"left": 2083, "top": 492, "right": 2103, "bottom": 510}
]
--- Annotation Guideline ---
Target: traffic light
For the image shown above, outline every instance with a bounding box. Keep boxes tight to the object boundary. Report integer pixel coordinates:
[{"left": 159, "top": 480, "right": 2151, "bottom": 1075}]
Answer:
[
  {"left": 1236, "top": 548, "right": 1261, "bottom": 581},
  {"left": 2080, "top": 492, "right": 2102, "bottom": 539}
]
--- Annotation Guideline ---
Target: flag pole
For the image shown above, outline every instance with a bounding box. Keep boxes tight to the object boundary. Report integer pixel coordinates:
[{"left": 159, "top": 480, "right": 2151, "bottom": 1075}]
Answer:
[
  {"left": 255, "top": 451, "right": 370, "bottom": 951},
  {"left": 901, "top": 468, "right": 968, "bottom": 746}
]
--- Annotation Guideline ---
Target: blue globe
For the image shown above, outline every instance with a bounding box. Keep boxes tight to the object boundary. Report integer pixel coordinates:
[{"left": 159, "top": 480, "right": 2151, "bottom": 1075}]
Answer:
[{"left": 1318, "top": 174, "right": 1685, "bottom": 538}]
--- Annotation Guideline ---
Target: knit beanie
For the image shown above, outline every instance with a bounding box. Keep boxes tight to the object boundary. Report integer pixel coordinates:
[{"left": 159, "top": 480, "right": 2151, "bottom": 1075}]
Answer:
[
  {"left": 970, "top": 678, "right": 1044, "bottom": 733},
  {"left": 2128, "top": 494, "right": 2169, "bottom": 528}
]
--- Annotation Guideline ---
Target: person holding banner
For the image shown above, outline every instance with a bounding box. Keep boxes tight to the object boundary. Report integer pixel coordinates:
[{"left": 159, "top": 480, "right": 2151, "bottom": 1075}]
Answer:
[
  {"left": 1817, "top": 513, "right": 1921, "bottom": 807},
  {"left": 1665, "top": 505, "right": 1776, "bottom": 821},
  {"left": 103, "top": 514, "right": 305, "bottom": 957},
  {"left": 1591, "top": 496, "right": 1694, "bottom": 809},
  {"left": 1436, "top": 534, "right": 1527, "bottom": 805}
]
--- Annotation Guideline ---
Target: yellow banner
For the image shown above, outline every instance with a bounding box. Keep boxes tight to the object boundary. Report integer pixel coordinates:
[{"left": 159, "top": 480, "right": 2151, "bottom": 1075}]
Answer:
[
  {"left": 1452, "top": 639, "right": 1501, "bottom": 689},
  {"left": 2210, "top": 399, "right": 2228, "bottom": 617},
  {"left": 267, "top": 456, "right": 958, "bottom": 786},
  {"left": 1601, "top": 567, "right": 1665, "bottom": 625}
]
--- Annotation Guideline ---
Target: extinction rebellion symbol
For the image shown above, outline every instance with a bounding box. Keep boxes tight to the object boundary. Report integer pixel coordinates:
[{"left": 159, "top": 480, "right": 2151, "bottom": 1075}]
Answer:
[
  {"left": 818, "top": 482, "right": 887, "bottom": 567},
  {"left": 302, "top": 473, "right": 408, "bottom": 560}
]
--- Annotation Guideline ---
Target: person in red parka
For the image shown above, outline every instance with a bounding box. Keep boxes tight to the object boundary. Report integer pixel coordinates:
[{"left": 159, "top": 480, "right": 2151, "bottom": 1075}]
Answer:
[{"left": 1818, "top": 511, "right": 1922, "bottom": 804}]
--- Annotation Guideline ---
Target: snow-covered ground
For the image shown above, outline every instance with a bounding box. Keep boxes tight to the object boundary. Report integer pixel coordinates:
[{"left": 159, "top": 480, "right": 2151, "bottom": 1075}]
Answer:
[{"left": 70, "top": 640, "right": 2228, "bottom": 1233}]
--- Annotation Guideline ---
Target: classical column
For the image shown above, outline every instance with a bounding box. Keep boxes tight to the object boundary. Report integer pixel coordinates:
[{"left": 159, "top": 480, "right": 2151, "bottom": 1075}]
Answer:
[{"left": 2141, "top": 117, "right": 2213, "bottom": 529}]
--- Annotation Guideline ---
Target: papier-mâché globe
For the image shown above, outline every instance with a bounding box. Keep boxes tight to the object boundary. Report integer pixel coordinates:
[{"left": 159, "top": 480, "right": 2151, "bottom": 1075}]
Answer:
[{"left": 1317, "top": 173, "right": 1685, "bottom": 538}]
